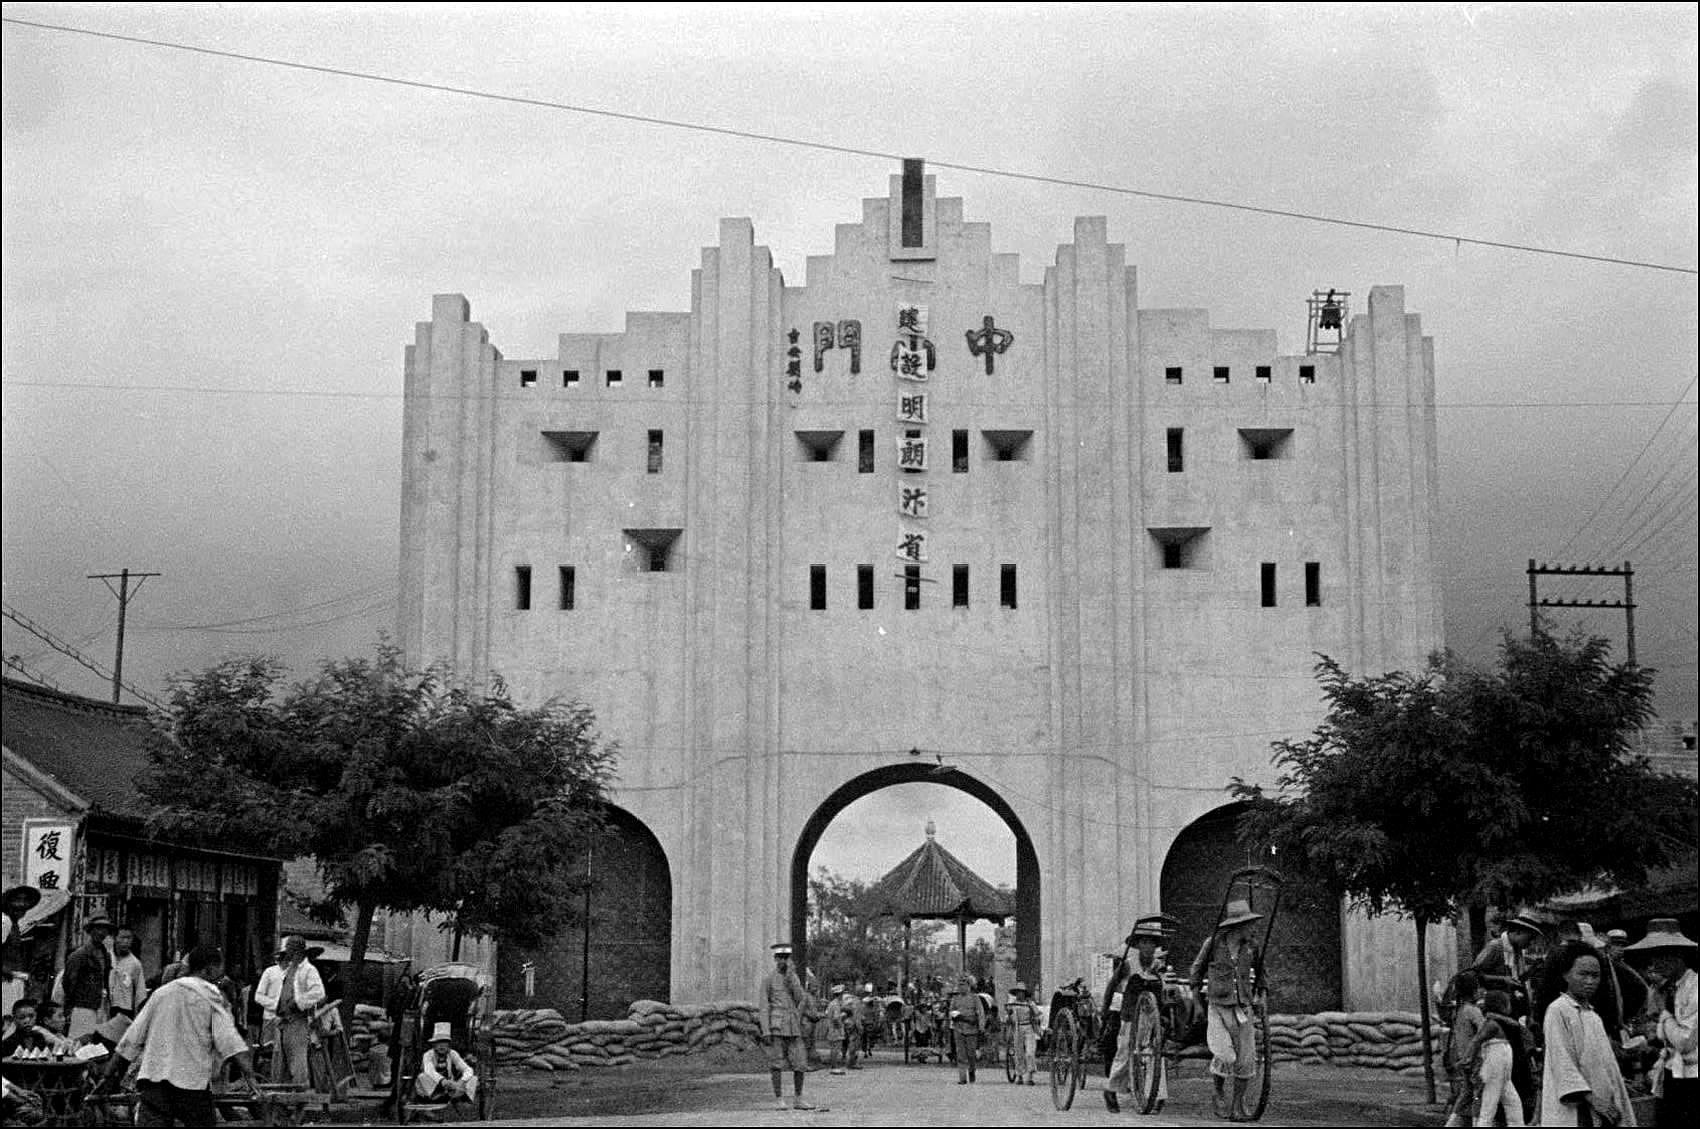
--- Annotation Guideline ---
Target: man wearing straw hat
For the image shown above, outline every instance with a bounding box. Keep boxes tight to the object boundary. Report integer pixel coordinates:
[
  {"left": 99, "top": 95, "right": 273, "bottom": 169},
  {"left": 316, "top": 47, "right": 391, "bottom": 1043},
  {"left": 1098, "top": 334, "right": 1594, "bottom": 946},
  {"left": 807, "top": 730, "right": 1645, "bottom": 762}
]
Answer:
[
  {"left": 1626, "top": 918, "right": 1698, "bottom": 1127},
  {"left": 1471, "top": 912, "right": 1546, "bottom": 1016},
  {"left": 756, "top": 942, "right": 818, "bottom": 1111},
  {"left": 1190, "top": 899, "right": 1264, "bottom": 1122},
  {"left": 416, "top": 1021, "right": 478, "bottom": 1115},
  {"left": 60, "top": 912, "right": 114, "bottom": 1039}
]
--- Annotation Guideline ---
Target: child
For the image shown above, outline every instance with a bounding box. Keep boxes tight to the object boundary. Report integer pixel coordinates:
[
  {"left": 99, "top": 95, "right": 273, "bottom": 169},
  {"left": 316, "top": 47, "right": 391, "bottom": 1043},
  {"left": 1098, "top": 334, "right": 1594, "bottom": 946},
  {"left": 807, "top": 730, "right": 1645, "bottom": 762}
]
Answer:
[
  {"left": 1475, "top": 990, "right": 1528, "bottom": 1127},
  {"left": 1444, "top": 972, "right": 1487, "bottom": 1127}
]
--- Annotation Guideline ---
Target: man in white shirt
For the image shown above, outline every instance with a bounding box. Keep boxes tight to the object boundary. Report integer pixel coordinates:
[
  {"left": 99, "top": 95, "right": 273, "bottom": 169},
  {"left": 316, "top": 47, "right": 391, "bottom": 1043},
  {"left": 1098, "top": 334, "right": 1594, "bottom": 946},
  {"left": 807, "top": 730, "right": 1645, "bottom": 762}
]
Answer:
[
  {"left": 416, "top": 1022, "right": 478, "bottom": 1114},
  {"left": 108, "top": 927, "right": 148, "bottom": 1019},
  {"left": 1627, "top": 918, "right": 1698, "bottom": 1128},
  {"left": 251, "top": 935, "right": 324, "bottom": 1085},
  {"left": 95, "top": 945, "right": 255, "bottom": 1126}
]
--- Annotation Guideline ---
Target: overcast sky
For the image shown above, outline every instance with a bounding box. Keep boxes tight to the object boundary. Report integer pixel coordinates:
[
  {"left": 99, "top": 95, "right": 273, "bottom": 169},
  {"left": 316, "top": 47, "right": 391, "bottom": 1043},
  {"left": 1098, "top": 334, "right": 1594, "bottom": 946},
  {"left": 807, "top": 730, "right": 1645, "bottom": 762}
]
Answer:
[{"left": 3, "top": 3, "right": 1695, "bottom": 891}]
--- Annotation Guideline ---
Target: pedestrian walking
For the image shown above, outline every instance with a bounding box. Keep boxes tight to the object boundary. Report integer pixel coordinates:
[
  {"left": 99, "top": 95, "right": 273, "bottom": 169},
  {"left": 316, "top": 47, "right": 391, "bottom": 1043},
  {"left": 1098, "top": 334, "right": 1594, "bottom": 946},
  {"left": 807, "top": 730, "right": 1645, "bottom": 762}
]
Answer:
[
  {"left": 1624, "top": 918, "right": 1698, "bottom": 1128},
  {"left": 252, "top": 935, "right": 324, "bottom": 1086},
  {"left": 92, "top": 944, "right": 257, "bottom": 1128},
  {"left": 1005, "top": 982, "right": 1040, "bottom": 1086},
  {"left": 1472, "top": 913, "right": 1545, "bottom": 1018},
  {"left": 756, "top": 942, "right": 817, "bottom": 1111},
  {"left": 1107, "top": 920, "right": 1170, "bottom": 1112},
  {"left": 1444, "top": 971, "right": 1487, "bottom": 1127},
  {"left": 1541, "top": 940, "right": 1635, "bottom": 1126},
  {"left": 948, "top": 974, "right": 986, "bottom": 1084},
  {"left": 109, "top": 927, "right": 149, "bottom": 1020},
  {"left": 1474, "top": 990, "right": 1529, "bottom": 1127},
  {"left": 1190, "top": 898, "right": 1264, "bottom": 1122},
  {"left": 60, "top": 913, "right": 114, "bottom": 1039}
]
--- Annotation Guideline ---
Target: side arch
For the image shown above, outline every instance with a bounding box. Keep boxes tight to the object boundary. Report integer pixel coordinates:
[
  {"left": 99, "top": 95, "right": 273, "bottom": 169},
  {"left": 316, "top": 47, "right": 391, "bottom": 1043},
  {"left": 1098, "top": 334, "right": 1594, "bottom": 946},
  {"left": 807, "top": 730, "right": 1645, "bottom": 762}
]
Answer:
[
  {"left": 1159, "top": 802, "right": 1341, "bottom": 1013},
  {"left": 788, "top": 765, "right": 1040, "bottom": 990},
  {"left": 497, "top": 803, "right": 672, "bottom": 1018}
]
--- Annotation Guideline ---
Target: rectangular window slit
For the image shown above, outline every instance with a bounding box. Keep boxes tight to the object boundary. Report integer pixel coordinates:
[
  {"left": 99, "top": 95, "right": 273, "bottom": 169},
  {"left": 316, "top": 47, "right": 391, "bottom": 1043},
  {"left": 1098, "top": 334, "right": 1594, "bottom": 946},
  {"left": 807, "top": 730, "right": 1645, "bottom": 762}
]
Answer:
[
  {"left": 515, "top": 566, "right": 532, "bottom": 610},
  {"left": 559, "top": 566, "right": 576, "bottom": 610},
  {"left": 952, "top": 430, "right": 969, "bottom": 473},
  {"left": 1166, "top": 428, "right": 1185, "bottom": 473},
  {"left": 809, "top": 565, "right": 826, "bottom": 611},
  {"left": 647, "top": 369, "right": 664, "bottom": 388},
  {"left": 1261, "top": 562, "right": 1278, "bottom": 608},
  {"left": 904, "top": 565, "right": 921, "bottom": 610},
  {"left": 857, "top": 565, "right": 874, "bottom": 609},
  {"left": 953, "top": 565, "right": 969, "bottom": 608},
  {"left": 647, "top": 430, "right": 664, "bottom": 473},
  {"left": 1305, "top": 562, "right": 1321, "bottom": 607},
  {"left": 1000, "top": 564, "right": 1018, "bottom": 609},
  {"left": 858, "top": 430, "right": 875, "bottom": 473}
]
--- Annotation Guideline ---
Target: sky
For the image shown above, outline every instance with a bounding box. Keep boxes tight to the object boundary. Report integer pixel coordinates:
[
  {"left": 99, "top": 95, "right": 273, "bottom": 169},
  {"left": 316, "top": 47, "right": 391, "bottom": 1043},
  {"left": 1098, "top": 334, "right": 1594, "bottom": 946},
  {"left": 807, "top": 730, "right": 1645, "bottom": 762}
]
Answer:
[{"left": 2, "top": 3, "right": 1696, "bottom": 891}]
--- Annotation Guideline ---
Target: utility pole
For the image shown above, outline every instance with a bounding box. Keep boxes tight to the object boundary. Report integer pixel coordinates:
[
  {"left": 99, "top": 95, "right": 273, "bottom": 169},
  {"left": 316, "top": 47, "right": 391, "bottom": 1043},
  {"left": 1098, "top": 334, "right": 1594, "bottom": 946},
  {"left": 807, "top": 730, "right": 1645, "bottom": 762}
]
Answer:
[
  {"left": 87, "top": 568, "right": 160, "bottom": 703},
  {"left": 1526, "top": 559, "right": 1637, "bottom": 666}
]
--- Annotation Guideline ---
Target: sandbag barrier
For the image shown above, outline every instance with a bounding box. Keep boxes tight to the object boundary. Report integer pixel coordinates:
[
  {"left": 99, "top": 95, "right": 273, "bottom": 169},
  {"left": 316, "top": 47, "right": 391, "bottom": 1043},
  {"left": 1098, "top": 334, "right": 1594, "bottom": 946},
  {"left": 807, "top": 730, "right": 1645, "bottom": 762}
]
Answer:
[
  {"left": 1264, "top": 1010, "right": 1449, "bottom": 1076},
  {"left": 483, "top": 1000, "right": 763, "bottom": 1072}
]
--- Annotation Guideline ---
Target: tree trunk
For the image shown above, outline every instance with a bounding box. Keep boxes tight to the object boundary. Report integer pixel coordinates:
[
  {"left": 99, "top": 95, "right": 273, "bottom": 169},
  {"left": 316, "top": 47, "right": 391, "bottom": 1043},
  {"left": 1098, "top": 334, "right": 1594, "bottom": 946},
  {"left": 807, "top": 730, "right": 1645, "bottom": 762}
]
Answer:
[
  {"left": 342, "top": 898, "right": 377, "bottom": 1025},
  {"left": 1468, "top": 903, "right": 1488, "bottom": 959},
  {"left": 1416, "top": 914, "right": 1437, "bottom": 1105}
]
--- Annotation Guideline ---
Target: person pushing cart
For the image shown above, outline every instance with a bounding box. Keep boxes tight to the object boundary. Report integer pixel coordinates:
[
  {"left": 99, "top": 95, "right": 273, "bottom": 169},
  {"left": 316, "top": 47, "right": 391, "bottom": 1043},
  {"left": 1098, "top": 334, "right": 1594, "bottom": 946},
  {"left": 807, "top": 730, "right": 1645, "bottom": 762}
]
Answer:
[{"left": 1190, "top": 896, "right": 1267, "bottom": 1122}]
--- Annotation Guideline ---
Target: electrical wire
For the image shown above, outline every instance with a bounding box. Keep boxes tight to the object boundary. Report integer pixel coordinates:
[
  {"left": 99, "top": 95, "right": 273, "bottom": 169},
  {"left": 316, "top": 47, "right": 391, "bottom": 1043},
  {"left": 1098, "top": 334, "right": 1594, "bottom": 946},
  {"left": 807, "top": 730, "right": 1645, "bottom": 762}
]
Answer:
[{"left": 2, "top": 15, "right": 1695, "bottom": 276}]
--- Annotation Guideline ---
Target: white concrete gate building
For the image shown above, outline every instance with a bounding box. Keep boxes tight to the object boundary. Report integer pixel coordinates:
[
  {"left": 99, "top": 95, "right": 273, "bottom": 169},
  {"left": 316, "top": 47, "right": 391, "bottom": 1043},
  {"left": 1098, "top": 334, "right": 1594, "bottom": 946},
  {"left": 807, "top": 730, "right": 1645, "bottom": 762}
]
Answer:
[{"left": 397, "top": 164, "right": 1448, "bottom": 1014}]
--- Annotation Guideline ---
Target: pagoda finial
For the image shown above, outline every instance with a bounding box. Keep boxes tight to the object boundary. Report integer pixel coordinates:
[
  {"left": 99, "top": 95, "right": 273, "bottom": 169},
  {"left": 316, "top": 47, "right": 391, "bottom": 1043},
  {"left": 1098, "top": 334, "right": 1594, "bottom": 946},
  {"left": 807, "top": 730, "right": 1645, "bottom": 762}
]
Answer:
[{"left": 925, "top": 819, "right": 936, "bottom": 840}]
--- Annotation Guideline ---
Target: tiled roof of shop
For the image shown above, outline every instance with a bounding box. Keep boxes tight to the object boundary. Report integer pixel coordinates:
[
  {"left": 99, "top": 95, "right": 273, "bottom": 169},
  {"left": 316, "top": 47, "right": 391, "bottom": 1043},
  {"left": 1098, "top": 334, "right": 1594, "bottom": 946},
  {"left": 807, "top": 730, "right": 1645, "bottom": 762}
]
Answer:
[{"left": 1, "top": 677, "right": 155, "bottom": 822}]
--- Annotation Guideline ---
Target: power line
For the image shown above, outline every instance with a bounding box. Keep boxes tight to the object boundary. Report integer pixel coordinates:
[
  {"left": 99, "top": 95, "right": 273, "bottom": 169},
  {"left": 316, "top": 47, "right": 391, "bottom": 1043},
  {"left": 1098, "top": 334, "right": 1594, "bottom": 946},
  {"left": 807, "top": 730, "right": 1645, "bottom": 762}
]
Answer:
[
  {"left": 2, "top": 654, "right": 63, "bottom": 692},
  {"left": 0, "top": 603, "right": 167, "bottom": 710},
  {"left": 3, "top": 14, "right": 1695, "bottom": 277},
  {"left": 135, "top": 580, "right": 393, "bottom": 631}
]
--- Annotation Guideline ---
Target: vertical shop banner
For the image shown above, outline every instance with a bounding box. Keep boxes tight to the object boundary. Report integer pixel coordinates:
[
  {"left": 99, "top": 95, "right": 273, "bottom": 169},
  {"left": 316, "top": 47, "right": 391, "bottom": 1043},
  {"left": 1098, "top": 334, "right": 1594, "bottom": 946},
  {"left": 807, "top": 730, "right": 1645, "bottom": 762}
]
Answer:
[{"left": 22, "top": 819, "right": 77, "bottom": 894}]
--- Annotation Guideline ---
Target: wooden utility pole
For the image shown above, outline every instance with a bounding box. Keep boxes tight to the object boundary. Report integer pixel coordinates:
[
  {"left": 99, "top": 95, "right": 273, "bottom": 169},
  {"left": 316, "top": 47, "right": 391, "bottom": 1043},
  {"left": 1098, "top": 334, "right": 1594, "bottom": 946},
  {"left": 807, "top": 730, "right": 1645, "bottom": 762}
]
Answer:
[
  {"left": 87, "top": 568, "right": 160, "bottom": 703},
  {"left": 1526, "top": 560, "right": 1637, "bottom": 665}
]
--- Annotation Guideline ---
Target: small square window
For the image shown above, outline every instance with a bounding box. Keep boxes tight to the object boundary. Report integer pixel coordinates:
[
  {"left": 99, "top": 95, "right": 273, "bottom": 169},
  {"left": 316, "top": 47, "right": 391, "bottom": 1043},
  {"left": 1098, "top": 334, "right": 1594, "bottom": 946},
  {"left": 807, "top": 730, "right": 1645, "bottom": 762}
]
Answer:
[
  {"left": 1213, "top": 366, "right": 1230, "bottom": 384},
  {"left": 648, "top": 369, "right": 664, "bottom": 388},
  {"left": 1255, "top": 366, "right": 1271, "bottom": 384},
  {"left": 858, "top": 430, "right": 875, "bottom": 474},
  {"left": 1000, "top": 564, "right": 1018, "bottom": 609},
  {"left": 904, "top": 565, "right": 921, "bottom": 611},
  {"left": 857, "top": 564, "right": 874, "bottom": 609},
  {"left": 563, "top": 369, "right": 580, "bottom": 387},
  {"left": 1298, "top": 365, "right": 1316, "bottom": 385},
  {"left": 520, "top": 370, "right": 538, "bottom": 388},
  {"left": 606, "top": 369, "right": 623, "bottom": 388},
  {"left": 952, "top": 564, "right": 969, "bottom": 608},
  {"left": 809, "top": 565, "right": 826, "bottom": 611},
  {"left": 1165, "top": 366, "right": 1183, "bottom": 385}
]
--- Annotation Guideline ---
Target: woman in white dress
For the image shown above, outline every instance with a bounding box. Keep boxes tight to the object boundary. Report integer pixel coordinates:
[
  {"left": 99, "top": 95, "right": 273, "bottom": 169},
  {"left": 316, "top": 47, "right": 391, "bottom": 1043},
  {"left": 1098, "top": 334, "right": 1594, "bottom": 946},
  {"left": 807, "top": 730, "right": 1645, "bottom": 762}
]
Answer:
[{"left": 1541, "top": 940, "right": 1635, "bottom": 1127}]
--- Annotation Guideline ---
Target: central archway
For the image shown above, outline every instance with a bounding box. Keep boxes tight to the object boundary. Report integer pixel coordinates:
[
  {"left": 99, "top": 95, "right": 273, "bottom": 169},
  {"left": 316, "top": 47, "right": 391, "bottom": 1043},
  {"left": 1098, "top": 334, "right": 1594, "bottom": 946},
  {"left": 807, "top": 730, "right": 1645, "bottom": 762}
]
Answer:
[{"left": 789, "top": 765, "right": 1040, "bottom": 989}]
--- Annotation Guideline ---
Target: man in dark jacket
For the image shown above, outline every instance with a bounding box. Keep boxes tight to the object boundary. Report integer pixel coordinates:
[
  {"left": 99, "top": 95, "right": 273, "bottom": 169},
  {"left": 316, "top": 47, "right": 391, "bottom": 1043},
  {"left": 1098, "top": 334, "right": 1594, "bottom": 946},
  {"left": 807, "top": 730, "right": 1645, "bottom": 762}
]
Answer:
[{"left": 60, "top": 913, "right": 114, "bottom": 1039}]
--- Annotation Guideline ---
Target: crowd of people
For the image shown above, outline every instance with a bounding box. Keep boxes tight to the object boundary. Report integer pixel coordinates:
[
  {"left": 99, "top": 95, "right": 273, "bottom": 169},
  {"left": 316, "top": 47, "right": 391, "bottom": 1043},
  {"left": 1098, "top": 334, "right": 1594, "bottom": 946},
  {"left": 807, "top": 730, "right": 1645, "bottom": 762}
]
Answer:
[{"left": 1440, "top": 914, "right": 1696, "bottom": 1128}]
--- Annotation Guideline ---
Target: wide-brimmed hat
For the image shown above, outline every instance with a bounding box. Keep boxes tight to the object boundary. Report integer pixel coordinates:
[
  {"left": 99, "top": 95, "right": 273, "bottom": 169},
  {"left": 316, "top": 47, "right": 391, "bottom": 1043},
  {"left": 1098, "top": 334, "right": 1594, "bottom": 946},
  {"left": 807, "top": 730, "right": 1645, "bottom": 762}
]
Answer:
[
  {"left": 1625, "top": 918, "right": 1698, "bottom": 957},
  {"left": 2, "top": 885, "right": 42, "bottom": 913},
  {"left": 1503, "top": 913, "right": 1546, "bottom": 937},
  {"left": 1217, "top": 899, "right": 1263, "bottom": 930},
  {"left": 429, "top": 1022, "right": 454, "bottom": 1043},
  {"left": 1128, "top": 922, "right": 1167, "bottom": 943},
  {"left": 1605, "top": 928, "right": 1629, "bottom": 943}
]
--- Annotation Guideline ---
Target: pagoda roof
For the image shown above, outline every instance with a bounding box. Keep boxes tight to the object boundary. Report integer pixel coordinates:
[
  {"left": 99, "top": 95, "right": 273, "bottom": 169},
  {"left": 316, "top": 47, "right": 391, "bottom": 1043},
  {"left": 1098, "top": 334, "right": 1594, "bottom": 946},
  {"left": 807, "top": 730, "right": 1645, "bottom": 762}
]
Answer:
[{"left": 866, "top": 824, "right": 1013, "bottom": 924}]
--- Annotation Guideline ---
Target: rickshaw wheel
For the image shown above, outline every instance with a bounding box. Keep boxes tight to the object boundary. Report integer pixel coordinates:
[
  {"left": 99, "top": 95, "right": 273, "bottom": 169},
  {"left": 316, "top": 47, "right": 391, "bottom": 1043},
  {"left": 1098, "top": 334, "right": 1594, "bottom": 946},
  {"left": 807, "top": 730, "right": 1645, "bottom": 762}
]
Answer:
[
  {"left": 1247, "top": 1001, "right": 1272, "bottom": 1121},
  {"left": 1002, "top": 1024, "right": 1018, "bottom": 1082},
  {"left": 1048, "top": 1008, "right": 1079, "bottom": 1111},
  {"left": 1129, "top": 989, "right": 1163, "bottom": 1115}
]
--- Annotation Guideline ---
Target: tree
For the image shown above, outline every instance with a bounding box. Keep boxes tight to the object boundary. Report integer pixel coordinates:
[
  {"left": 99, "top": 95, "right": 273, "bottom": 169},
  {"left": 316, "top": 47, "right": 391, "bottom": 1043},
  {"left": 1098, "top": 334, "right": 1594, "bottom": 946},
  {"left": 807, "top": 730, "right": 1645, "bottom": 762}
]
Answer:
[
  {"left": 1230, "top": 629, "right": 1695, "bottom": 1102},
  {"left": 141, "top": 645, "right": 617, "bottom": 985},
  {"left": 806, "top": 868, "right": 945, "bottom": 988}
]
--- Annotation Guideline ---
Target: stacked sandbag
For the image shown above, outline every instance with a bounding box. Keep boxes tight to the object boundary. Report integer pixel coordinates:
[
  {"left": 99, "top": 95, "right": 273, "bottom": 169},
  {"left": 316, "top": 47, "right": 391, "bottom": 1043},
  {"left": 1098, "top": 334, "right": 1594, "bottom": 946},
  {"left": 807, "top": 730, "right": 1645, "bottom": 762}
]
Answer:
[
  {"left": 488, "top": 1000, "right": 764, "bottom": 1072},
  {"left": 1263, "top": 1011, "right": 1447, "bottom": 1076},
  {"left": 347, "top": 1003, "right": 390, "bottom": 1065}
]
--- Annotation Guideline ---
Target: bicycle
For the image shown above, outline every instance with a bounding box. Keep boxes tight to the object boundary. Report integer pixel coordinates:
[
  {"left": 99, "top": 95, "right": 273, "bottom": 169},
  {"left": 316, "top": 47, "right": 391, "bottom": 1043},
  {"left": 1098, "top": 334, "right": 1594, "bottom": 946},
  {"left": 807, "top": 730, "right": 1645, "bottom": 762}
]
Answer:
[{"left": 1044, "top": 977, "right": 1101, "bottom": 1111}]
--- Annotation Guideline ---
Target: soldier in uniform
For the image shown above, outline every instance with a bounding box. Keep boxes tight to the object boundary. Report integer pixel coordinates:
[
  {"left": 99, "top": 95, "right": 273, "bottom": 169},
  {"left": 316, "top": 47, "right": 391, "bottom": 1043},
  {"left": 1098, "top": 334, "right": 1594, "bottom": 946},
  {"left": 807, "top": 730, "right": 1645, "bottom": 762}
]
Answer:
[{"left": 756, "top": 942, "right": 818, "bottom": 1111}]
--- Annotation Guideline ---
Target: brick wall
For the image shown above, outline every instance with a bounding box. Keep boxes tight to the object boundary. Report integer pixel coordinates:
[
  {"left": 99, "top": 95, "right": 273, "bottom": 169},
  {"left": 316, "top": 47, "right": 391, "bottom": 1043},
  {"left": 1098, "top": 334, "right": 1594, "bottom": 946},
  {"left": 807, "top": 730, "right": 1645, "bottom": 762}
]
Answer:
[
  {"left": 1, "top": 762, "right": 76, "bottom": 889},
  {"left": 497, "top": 810, "right": 671, "bottom": 1017},
  {"left": 1160, "top": 804, "right": 1342, "bottom": 1014}
]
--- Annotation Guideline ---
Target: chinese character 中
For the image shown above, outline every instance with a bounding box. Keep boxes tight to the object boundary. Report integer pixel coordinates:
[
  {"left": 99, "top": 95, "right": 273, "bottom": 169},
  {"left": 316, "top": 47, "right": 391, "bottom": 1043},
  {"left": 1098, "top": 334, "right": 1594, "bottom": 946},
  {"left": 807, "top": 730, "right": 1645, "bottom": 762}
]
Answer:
[{"left": 965, "top": 315, "right": 1015, "bottom": 375}]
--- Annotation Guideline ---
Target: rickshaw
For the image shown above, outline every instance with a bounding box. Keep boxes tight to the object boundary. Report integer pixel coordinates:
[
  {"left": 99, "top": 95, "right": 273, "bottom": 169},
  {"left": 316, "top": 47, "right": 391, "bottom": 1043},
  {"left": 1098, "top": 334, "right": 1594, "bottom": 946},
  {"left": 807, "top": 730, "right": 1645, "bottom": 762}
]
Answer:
[
  {"left": 1134, "top": 866, "right": 1281, "bottom": 1122},
  {"left": 1044, "top": 976, "right": 1101, "bottom": 1111},
  {"left": 393, "top": 962, "right": 497, "bottom": 1124}
]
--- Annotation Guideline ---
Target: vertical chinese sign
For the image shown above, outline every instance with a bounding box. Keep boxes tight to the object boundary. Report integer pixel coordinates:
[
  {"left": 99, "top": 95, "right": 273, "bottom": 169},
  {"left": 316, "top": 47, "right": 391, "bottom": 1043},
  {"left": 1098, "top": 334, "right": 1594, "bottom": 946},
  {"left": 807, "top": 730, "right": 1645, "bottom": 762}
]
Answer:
[
  {"left": 892, "top": 304, "right": 934, "bottom": 568},
  {"left": 22, "top": 818, "right": 78, "bottom": 896}
]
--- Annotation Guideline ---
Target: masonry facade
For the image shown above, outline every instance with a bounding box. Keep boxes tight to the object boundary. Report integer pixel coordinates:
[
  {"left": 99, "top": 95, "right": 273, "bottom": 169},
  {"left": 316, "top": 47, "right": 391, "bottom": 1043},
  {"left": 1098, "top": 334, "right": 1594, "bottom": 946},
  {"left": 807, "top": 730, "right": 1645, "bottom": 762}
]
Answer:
[{"left": 397, "top": 167, "right": 1447, "bottom": 1011}]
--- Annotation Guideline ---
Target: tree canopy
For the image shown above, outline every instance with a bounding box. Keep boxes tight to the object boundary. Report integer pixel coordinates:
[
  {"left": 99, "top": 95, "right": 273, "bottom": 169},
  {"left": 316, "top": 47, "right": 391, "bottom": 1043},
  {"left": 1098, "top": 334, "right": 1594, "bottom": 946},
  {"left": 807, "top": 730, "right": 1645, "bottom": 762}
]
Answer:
[{"left": 141, "top": 645, "right": 617, "bottom": 965}]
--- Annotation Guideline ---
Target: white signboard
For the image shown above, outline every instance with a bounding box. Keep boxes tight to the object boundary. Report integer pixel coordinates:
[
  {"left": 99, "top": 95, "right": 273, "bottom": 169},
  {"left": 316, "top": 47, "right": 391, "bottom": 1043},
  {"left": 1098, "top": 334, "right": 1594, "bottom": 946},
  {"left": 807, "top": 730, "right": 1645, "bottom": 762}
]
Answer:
[{"left": 21, "top": 819, "right": 77, "bottom": 896}]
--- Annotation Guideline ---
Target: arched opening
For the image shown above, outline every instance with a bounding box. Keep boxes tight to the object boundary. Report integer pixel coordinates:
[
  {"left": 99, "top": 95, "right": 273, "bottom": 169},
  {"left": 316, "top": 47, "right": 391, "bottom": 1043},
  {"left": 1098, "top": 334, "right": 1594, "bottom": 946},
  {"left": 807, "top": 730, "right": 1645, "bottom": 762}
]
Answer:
[
  {"left": 496, "top": 804, "right": 672, "bottom": 1018},
  {"left": 1160, "top": 802, "right": 1342, "bottom": 1013},
  {"left": 789, "top": 765, "right": 1040, "bottom": 990}
]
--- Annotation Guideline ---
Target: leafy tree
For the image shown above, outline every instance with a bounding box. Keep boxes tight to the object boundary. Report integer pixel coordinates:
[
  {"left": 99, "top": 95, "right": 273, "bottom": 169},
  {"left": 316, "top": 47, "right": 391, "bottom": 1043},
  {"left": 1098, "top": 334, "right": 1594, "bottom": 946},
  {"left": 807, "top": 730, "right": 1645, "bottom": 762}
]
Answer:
[
  {"left": 1230, "top": 629, "right": 1695, "bottom": 1102},
  {"left": 805, "top": 868, "right": 945, "bottom": 988},
  {"left": 141, "top": 645, "right": 617, "bottom": 984}
]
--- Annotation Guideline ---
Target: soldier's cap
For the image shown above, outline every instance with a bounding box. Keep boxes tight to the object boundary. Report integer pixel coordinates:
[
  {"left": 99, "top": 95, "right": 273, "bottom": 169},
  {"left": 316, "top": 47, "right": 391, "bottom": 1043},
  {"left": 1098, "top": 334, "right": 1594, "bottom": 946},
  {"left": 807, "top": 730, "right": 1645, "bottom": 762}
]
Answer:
[
  {"left": 1604, "top": 929, "right": 1629, "bottom": 943},
  {"left": 770, "top": 942, "right": 793, "bottom": 957}
]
